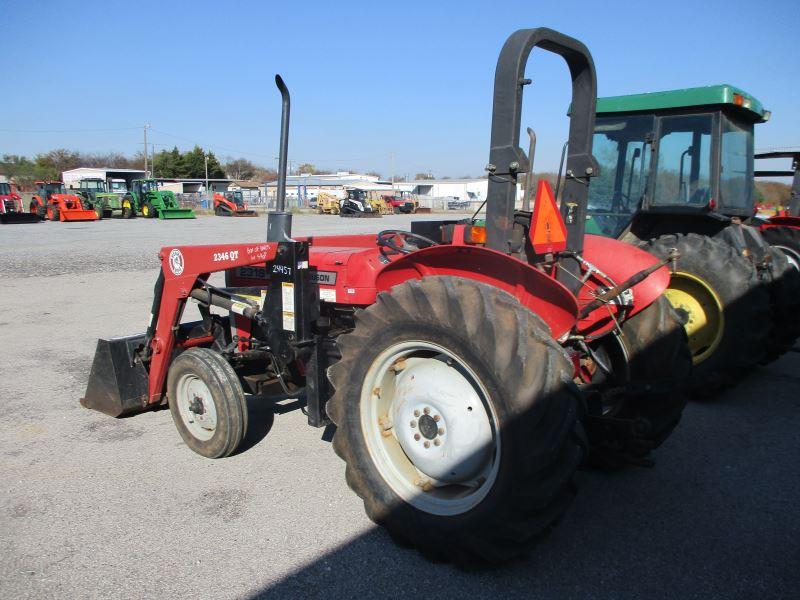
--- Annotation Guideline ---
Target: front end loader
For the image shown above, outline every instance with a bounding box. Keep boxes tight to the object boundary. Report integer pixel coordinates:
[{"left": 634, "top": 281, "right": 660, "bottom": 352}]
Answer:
[
  {"left": 82, "top": 28, "right": 690, "bottom": 567},
  {"left": 0, "top": 180, "right": 40, "bottom": 224},
  {"left": 30, "top": 181, "right": 98, "bottom": 222},
  {"left": 123, "top": 179, "right": 195, "bottom": 219},
  {"left": 213, "top": 191, "right": 257, "bottom": 217}
]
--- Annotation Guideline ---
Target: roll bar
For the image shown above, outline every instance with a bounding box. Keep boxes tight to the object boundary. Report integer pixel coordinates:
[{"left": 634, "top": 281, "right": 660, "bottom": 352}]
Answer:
[{"left": 484, "top": 28, "right": 599, "bottom": 254}]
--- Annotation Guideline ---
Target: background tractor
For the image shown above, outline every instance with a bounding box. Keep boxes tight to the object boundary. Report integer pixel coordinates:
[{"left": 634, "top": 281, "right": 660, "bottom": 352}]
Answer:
[
  {"left": 585, "top": 85, "right": 800, "bottom": 393},
  {"left": 315, "top": 192, "right": 342, "bottom": 214},
  {"left": 29, "top": 181, "right": 98, "bottom": 222},
  {"left": 81, "top": 29, "right": 691, "bottom": 566},
  {"left": 213, "top": 191, "right": 257, "bottom": 217},
  {"left": 71, "top": 178, "right": 121, "bottom": 219},
  {"left": 122, "top": 179, "right": 195, "bottom": 219},
  {"left": 754, "top": 150, "right": 800, "bottom": 266},
  {"left": 0, "top": 178, "right": 40, "bottom": 224}
]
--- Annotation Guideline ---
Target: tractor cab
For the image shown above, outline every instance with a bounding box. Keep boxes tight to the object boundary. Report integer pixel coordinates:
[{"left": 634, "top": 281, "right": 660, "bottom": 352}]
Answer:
[
  {"left": 37, "top": 181, "right": 67, "bottom": 199},
  {"left": 0, "top": 182, "right": 11, "bottom": 196},
  {"left": 132, "top": 179, "right": 159, "bottom": 197},
  {"left": 225, "top": 190, "right": 245, "bottom": 207},
  {"left": 79, "top": 178, "right": 109, "bottom": 193},
  {"left": 586, "top": 85, "right": 769, "bottom": 238}
]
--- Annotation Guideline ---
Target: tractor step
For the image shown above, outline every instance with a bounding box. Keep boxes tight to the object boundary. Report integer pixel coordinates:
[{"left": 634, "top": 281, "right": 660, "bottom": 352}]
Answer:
[
  {"left": 81, "top": 334, "right": 151, "bottom": 417},
  {"left": 158, "top": 209, "right": 196, "bottom": 219}
]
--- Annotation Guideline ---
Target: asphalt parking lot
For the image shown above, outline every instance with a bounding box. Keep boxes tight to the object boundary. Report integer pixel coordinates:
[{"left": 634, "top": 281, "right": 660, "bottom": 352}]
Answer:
[{"left": 1, "top": 214, "right": 798, "bottom": 599}]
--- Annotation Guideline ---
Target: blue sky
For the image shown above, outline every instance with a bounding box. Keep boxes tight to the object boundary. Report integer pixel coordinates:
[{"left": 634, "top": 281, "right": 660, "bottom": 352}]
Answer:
[{"left": 1, "top": 0, "right": 798, "bottom": 177}]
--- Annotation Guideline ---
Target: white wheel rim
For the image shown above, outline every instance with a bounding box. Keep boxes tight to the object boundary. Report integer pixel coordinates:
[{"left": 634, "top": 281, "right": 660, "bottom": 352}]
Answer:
[
  {"left": 774, "top": 245, "right": 800, "bottom": 272},
  {"left": 176, "top": 374, "right": 218, "bottom": 441},
  {"left": 360, "top": 341, "right": 500, "bottom": 516}
]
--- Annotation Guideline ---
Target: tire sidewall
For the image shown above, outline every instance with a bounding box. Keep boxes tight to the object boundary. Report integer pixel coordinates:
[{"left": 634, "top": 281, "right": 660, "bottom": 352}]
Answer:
[
  {"left": 334, "top": 317, "right": 554, "bottom": 534},
  {"left": 167, "top": 349, "right": 245, "bottom": 458}
]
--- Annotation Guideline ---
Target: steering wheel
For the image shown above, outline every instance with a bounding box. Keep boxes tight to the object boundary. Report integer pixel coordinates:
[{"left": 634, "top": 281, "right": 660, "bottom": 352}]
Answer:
[{"left": 377, "top": 230, "right": 439, "bottom": 255}]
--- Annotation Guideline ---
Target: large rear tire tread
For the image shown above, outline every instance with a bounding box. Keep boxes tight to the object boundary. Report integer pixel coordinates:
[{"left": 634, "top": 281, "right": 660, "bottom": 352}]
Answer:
[
  {"left": 597, "top": 296, "right": 691, "bottom": 466},
  {"left": 167, "top": 348, "right": 247, "bottom": 459},
  {"left": 761, "top": 245, "right": 800, "bottom": 362},
  {"left": 646, "top": 233, "right": 771, "bottom": 396},
  {"left": 326, "top": 276, "right": 585, "bottom": 567}
]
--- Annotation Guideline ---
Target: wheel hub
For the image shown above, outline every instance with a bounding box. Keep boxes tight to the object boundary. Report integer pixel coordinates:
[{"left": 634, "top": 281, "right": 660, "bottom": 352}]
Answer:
[
  {"left": 390, "top": 359, "right": 493, "bottom": 484},
  {"left": 663, "top": 271, "right": 724, "bottom": 365}
]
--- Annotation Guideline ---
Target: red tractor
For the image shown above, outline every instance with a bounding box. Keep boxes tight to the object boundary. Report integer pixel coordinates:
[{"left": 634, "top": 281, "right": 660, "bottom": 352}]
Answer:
[
  {"left": 0, "top": 179, "right": 40, "bottom": 224},
  {"left": 754, "top": 150, "right": 800, "bottom": 268},
  {"left": 30, "top": 181, "right": 98, "bottom": 222},
  {"left": 213, "top": 191, "right": 257, "bottom": 217},
  {"left": 81, "top": 29, "right": 690, "bottom": 566}
]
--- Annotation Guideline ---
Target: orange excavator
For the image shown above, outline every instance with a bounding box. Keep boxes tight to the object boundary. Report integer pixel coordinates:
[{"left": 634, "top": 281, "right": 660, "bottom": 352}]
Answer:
[
  {"left": 213, "top": 190, "right": 257, "bottom": 217},
  {"left": 30, "top": 181, "right": 98, "bottom": 222}
]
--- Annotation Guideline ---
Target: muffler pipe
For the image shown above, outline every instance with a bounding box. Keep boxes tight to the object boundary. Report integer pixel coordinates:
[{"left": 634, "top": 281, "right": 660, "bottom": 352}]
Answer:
[{"left": 268, "top": 74, "right": 293, "bottom": 242}]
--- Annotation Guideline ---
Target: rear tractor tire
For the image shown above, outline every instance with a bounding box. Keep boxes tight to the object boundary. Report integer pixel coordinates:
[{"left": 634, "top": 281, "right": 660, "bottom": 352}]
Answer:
[
  {"left": 327, "top": 276, "right": 585, "bottom": 566},
  {"left": 760, "top": 245, "right": 800, "bottom": 362},
  {"left": 582, "top": 296, "right": 691, "bottom": 467},
  {"left": 646, "top": 233, "right": 770, "bottom": 395},
  {"left": 142, "top": 202, "right": 156, "bottom": 218},
  {"left": 760, "top": 226, "right": 800, "bottom": 272},
  {"left": 167, "top": 348, "right": 248, "bottom": 459}
]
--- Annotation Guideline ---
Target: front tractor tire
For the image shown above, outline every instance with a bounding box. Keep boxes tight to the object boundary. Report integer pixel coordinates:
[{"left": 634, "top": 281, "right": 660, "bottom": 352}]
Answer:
[
  {"left": 142, "top": 202, "right": 155, "bottom": 218},
  {"left": 327, "top": 276, "right": 585, "bottom": 566},
  {"left": 647, "top": 233, "right": 770, "bottom": 395},
  {"left": 583, "top": 297, "right": 691, "bottom": 466},
  {"left": 122, "top": 198, "right": 136, "bottom": 219},
  {"left": 167, "top": 348, "right": 248, "bottom": 459}
]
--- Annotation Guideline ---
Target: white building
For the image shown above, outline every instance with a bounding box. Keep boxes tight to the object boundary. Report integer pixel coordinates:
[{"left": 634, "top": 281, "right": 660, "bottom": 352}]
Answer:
[{"left": 62, "top": 167, "right": 146, "bottom": 194}]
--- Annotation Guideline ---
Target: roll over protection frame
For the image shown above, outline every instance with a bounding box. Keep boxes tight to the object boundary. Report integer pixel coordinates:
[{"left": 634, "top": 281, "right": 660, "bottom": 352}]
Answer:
[{"left": 484, "top": 27, "right": 599, "bottom": 256}]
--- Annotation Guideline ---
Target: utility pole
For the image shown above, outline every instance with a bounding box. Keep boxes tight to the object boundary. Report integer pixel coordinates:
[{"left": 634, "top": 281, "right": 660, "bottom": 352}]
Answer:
[
  {"left": 204, "top": 153, "right": 209, "bottom": 201},
  {"left": 390, "top": 151, "right": 395, "bottom": 191},
  {"left": 143, "top": 124, "right": 150, "bottom": 176},
  {"left": 151, "top": 144, "right": 156, "bottom": 177}
]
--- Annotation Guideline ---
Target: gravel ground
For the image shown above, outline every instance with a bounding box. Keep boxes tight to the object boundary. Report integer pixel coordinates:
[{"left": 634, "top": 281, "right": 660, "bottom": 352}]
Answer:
[{"left": 1, "top": 215, "right": 798, "bottom": 599}]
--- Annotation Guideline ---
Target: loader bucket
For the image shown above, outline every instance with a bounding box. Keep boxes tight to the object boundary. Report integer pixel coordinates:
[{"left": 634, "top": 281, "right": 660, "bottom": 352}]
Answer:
[
  {"left": 234, "top": 210, "right": 258, "bottom": 217},
  {"left": 158, "top": 208, "right": 196, "bottom": 219},
  {"left": 81, "top": 334, "right": 151, "bottom": 417},
  {"left": 61, "top": 209, "right": 99, "bottom": 222},
  {"left": 0, "top": 212, "right": 42, "bottom": 224}
]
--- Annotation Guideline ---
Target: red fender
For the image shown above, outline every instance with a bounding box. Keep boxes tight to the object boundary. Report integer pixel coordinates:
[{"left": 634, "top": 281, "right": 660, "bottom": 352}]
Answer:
[
  {"left": 763, "top": 216, "right": 800, "bottom": 229},
  {"left": 581, "top": 234, "right": 670, "bottom": 319},
  {"left": 375, "top": 245, "right": 578, "bottom": 339}
]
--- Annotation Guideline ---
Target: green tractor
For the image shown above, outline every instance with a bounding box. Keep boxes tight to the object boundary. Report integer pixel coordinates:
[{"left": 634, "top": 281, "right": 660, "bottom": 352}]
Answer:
[
  {"left": 122, "top": 179, "right": 195, "bottom": 219},
  {"left": 585, "top": 84, "right": 800, "bottom": 394},
  {"left": 71, "top": 178, "right": 121, "bottom": 219}
]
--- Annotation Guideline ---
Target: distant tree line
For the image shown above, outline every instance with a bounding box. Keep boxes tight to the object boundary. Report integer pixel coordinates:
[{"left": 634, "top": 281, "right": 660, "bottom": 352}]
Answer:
[{"left": 0, "top": 148, "right": 280, "bottom": 190}]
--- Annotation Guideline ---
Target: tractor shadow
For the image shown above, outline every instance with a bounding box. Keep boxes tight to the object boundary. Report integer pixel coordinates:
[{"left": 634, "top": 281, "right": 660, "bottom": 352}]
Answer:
[{"left": 236, "top": 392, "right": 308, "bottom": 454}]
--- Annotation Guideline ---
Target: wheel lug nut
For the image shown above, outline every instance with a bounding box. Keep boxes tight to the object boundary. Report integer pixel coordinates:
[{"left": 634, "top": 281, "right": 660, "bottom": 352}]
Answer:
[
  {"left": 424, "top": 441, "right": 430, "bottom": 448},
  {"left": 423, "top": 407, "right": 430, "bottom": 415},
  {"left": 410, "top": 420, "right": 416, "bottom": 428},
  {"left": 438, "top": 428, "right": 445, "bottom": 435},
  {"left": 414, "top": 433, "right": 421, "bottom": 441},
  {"left": 413, "top": 409, "right": 420, "bottom": 417},
  {"left": 433, "top": 415, "right": 440, "bottom": 422},
  {"left": 434, "top": 439, "right": 441, "bottom": 446}
]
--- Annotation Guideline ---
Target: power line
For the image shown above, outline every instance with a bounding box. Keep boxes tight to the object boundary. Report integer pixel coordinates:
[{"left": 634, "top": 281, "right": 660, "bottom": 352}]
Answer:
[{"left": 0, "top": 126, "right": 141, "bottom": 133}]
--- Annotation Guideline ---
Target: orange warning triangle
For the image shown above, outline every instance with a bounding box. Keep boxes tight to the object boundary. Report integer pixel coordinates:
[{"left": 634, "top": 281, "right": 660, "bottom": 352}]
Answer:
[{"left": 529, "top": 179, "right": 567, "bottom": 255}]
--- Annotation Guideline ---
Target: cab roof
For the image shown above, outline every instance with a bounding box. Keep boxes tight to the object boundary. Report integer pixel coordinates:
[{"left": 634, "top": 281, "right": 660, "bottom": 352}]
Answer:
[{"left": 596, "top": 84, "right": 769, "bottom": 122}]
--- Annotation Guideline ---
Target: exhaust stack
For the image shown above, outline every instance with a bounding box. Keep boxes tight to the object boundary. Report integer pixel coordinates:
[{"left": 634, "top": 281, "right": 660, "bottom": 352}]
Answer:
[{"left": 268, "top": 74, "right": 293, "bottom": 242}]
